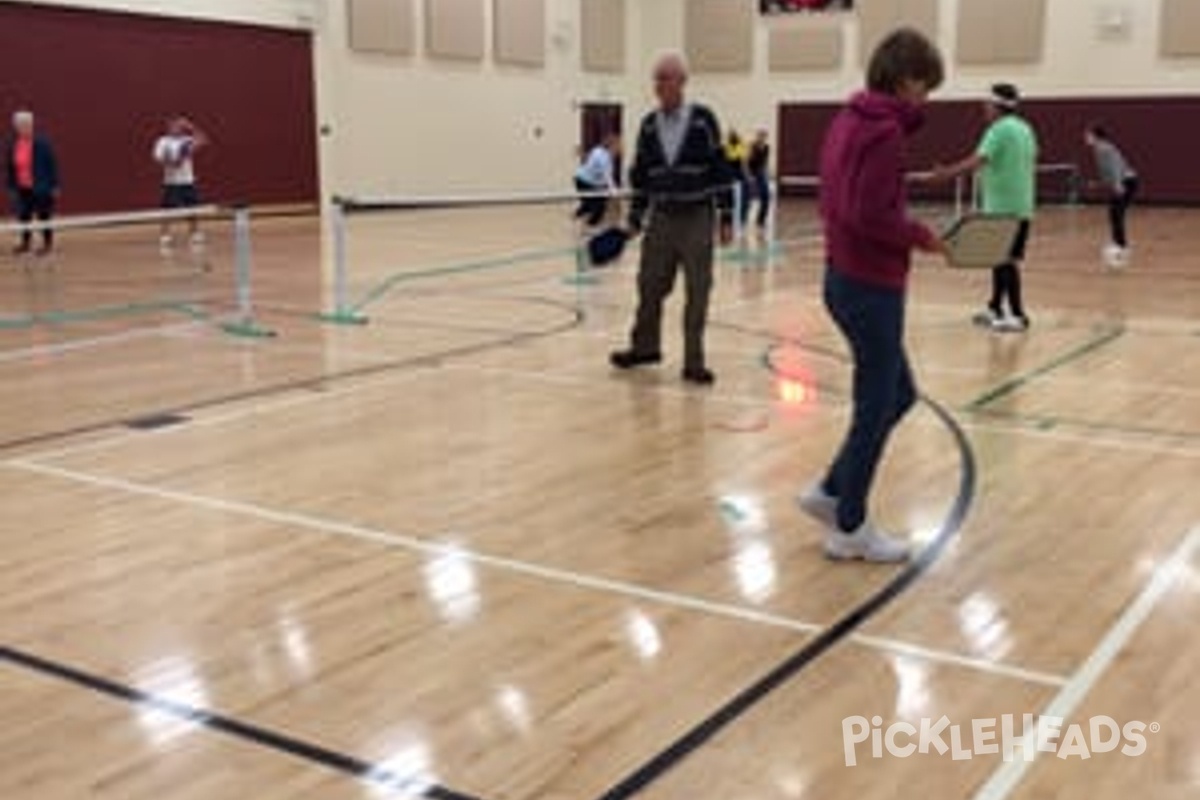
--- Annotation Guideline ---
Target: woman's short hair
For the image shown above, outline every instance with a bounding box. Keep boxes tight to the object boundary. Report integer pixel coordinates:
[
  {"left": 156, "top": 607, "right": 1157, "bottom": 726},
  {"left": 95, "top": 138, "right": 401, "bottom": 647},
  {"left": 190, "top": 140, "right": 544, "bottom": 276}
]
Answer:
[{"left": 866, "top": 28, "right": 945, "bottom": 95}]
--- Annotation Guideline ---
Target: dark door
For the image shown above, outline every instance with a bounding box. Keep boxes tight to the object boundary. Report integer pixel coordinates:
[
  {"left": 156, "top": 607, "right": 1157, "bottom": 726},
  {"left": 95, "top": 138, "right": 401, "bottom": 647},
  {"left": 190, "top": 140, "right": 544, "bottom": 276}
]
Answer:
[{"left": 579, "top": 103, "right": 624, "bottom": 185}]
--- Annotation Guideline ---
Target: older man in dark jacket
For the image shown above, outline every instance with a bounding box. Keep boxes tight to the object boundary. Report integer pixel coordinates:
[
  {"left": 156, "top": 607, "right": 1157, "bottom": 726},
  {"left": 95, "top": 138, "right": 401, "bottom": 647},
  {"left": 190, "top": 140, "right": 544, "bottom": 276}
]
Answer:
[{"left": 609, "top": 52, "right": 734, "bottom": 386}]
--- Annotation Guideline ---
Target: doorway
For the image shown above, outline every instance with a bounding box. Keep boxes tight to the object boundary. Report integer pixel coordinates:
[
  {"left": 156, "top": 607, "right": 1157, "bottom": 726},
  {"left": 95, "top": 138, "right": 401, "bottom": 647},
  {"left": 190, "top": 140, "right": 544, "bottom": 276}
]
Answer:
[{"left": 579, "top": 102, "right": 624, "bottom": 184}]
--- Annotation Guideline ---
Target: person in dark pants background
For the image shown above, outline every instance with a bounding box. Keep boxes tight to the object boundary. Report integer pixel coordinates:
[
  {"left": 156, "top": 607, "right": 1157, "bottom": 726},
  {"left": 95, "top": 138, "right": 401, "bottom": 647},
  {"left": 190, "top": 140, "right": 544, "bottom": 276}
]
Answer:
[
  {"left": 747, "top": 129, "right": 772, "bottom": 231},
  {"left": 610, "top": 51, "right": 733, "bottom": 386},
  {"left": 1085, "top": 124, "right": 1138, "bottom": 268},
  {"left": 724, "top": 129, "right": 751, "bottom": 229},
  {"left": 797, "top": 28, "right": 947, "bottom": 562},
  {"left": 6, "top": 110, "right": 59, "bottom": 256}
]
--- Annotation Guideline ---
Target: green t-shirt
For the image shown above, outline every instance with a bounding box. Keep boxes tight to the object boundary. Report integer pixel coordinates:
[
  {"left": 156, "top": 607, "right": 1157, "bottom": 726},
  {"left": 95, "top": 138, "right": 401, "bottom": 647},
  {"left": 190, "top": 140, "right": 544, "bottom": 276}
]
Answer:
[{"left": 977, "top": 115, "right": 1039, "bottom": 218}]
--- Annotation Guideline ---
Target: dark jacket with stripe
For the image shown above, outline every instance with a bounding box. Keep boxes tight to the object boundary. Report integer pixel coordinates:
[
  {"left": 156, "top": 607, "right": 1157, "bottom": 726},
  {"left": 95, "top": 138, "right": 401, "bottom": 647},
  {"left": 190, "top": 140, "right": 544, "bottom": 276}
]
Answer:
[
  {"left": 6, "top": 135, "right": 59, "bottom": 197},
  {"left": 627, "top": 103, "right": 733, "bottom": 232}
]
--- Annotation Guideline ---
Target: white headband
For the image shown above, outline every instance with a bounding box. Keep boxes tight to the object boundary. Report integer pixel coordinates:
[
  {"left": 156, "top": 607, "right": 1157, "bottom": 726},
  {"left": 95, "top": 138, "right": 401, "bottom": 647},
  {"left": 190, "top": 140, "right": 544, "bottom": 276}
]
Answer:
[{"left": 990, "top": 89, "right": 1019, "bottom": 110}]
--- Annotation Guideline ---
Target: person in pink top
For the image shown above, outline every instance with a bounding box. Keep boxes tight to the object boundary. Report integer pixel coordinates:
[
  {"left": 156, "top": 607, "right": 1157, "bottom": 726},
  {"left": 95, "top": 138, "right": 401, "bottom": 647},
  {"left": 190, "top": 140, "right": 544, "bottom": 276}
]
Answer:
[
  {"left": 6, "top": 110, "right": 60, "bottom": 256},
  {"left": 796, "top": 28, "right": 947, "bottom": 562}
]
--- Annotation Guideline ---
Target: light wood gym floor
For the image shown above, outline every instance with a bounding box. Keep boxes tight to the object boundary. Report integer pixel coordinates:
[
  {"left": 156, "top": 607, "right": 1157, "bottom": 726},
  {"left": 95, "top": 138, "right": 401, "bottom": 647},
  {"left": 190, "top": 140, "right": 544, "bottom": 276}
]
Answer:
[{"left": 1, "top": 199, "right": 1197, "bottom": 800}]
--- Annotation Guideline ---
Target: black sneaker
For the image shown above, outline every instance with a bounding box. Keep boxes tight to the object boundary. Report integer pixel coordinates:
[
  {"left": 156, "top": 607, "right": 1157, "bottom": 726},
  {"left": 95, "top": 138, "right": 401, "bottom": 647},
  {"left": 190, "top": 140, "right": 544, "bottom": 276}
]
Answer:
[
  {"left": 681, "top": 367, "right": 715, "bottom": 386},
  {"left": 610, "top": 350, "right": 662, "bottom": 370}
]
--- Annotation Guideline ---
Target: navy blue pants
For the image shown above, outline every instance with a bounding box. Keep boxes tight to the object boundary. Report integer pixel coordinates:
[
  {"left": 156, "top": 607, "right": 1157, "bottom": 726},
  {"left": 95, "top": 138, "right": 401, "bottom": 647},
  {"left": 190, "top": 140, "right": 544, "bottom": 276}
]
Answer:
[
  {"left": 15, "top": 189, "right": 54, "bottom": 249},
  {"left": 821, "top": 267, "right": 917, "bottom": 533}
]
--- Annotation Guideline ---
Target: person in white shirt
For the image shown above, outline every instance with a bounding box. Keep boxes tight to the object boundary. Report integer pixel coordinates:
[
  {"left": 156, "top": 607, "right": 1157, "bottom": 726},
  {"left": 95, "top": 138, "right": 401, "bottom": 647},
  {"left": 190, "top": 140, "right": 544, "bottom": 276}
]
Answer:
[
  {"left": 574, "top": 132, "right": 620, "bottom": 227},
  {"left": 153, "top": 116, "right": 208, "bottom": 254}
]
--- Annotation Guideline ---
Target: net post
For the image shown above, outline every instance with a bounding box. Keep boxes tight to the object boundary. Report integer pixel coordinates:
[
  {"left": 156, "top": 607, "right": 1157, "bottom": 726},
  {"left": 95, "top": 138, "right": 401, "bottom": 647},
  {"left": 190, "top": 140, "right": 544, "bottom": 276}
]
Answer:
[
  {"left": 562, "top": 195, "right": 601, "bottom": 286},
  {"left": 762, "top": 177, "right": 783, "bottom": 263},
  {"left": 220, "top": 205, "right": 276, "bottom": 339},
  {"left": 721, "top": 180, "right": 747, "bottom": 264},
  {"left": 732, "top": 179, "right": 745, "bottom": 243},
  {"left": 317, "top": 197, "right": 369, "bottom": 324},
  {"left": 723, "top": 179, "right": 776, "bottom": 266},
  {"left": 1067, "top": 163, "right": 1081, "bottom": 207}
]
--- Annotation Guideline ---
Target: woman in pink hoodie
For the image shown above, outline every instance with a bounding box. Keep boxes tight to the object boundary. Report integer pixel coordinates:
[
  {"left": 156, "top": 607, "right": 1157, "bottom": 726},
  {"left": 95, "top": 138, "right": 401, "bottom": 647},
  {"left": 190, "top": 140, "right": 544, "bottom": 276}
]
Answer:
[{"left": 797, "top": 28, "right": 947, "bottom": 562}]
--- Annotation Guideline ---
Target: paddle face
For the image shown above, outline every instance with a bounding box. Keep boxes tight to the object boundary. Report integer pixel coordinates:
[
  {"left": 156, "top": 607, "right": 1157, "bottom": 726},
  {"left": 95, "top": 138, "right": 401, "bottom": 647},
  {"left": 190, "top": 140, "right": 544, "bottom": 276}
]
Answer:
[
  {"left": 588, "top": 227, "right": 629, "bottom": 266},
  {"left": 941, "top": 214, "right": 1023, "bottom": 269}
]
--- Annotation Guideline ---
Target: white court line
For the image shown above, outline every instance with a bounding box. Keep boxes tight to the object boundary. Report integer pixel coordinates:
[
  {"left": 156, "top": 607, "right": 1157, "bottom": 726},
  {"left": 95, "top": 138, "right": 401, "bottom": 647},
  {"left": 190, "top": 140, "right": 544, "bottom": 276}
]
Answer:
[
  {"left": 852, "top": 634, "right": 1067, "bottom": 688},
  {"left": 27, "top": 343, "right": 1200, "bottom": 469},
  {"left": 971, "top": 524, "right": 1200, "bottom": 800},
  {"left": 444, "top": 363, "right": 773, "bottom": 409},
  {"left": 0, "top": 321, "right": 203, "bottom": 364},
  {"left": 3, "top": 458, "right": 1066, "bottom": 688},
  {"left": 445, "top": 363, "right": 1200, "bottom": 458}
]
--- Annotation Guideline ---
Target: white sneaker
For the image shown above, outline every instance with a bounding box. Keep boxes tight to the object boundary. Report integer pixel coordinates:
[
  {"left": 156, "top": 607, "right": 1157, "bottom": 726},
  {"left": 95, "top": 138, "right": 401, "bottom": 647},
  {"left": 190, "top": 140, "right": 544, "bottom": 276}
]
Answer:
[
  {"left": 991, "top": 315, "right": 1029, "bottom": 333},
  {"left": 973, "top": 308, "right": 1001, "bottom": 327},
  {"left": 159, "top": 234, "right": 174, "bottom": 256},
  {"left": 1102, "top": 243, "right": 1124, "bottom": 268},
  {"left": 796, "top": 482, "right": 838, "bottom": 529},
  {"left": 825, "top": 521, "right": 911, "bottom": 563}
]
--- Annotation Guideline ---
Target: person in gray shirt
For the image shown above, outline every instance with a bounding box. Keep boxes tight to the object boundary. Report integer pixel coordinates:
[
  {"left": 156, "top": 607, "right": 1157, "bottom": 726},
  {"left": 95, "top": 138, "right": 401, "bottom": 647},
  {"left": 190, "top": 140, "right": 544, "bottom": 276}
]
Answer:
[{"left": 1085, "top": 125, "right": 1138, "bottom": 267}]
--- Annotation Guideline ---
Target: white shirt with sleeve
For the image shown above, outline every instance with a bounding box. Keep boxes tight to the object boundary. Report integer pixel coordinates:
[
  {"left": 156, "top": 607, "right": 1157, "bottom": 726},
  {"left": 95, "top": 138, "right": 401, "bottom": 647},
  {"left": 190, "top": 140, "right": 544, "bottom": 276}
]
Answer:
[
  {"left": 154, "top": 135, "right": 197, "bottom": 186},
  {"left": 575, "top": 146, "right": 615, "bottom": 189}
]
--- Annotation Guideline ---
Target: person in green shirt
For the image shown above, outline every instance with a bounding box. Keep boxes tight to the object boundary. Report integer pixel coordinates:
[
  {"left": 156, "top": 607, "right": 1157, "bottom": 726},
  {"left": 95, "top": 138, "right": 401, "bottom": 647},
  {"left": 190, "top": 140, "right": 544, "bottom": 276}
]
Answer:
[{"left": 940, "top": 84, "right": 1038, "bottom": 332}]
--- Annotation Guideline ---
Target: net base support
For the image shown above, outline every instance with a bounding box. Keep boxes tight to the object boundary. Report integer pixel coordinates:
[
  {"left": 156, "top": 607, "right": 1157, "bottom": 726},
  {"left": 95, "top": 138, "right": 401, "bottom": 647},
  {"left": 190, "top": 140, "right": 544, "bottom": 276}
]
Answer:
[
  {"left": 316, "top": 310, "right": 370, "bottom": 326},
  {"left": 221, "top": 318, "right": 277, "bottom": 339},
  {"left": 563, "top": 272, "right": 601, "bottom": 286},
  {"left": 721, "top": 241, "right": 784, "bottom": 266}
]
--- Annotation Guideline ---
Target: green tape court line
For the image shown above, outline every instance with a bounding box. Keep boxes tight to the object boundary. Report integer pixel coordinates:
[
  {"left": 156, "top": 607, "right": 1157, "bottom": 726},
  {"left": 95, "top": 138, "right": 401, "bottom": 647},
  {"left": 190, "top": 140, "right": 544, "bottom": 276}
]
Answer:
[
  {"left": 965, "top": 326, "right": 1126, "bottom": 411},
  {"left": 0, "top": 300, "right": 207, "bottom": 330},
  {"left": 351, "top": 246, "right": 577, "bottom": 314}
]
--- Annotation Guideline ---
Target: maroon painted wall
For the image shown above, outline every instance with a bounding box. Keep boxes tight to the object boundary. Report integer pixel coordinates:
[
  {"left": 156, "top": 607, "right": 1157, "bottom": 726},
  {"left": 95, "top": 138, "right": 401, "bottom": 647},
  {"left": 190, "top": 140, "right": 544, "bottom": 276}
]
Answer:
[
  {"left": 0, "top": 2, "right": 318, "bottom": 213},
  {"left": 778, "top": 96, "right": 1200, "bottom": 204}
]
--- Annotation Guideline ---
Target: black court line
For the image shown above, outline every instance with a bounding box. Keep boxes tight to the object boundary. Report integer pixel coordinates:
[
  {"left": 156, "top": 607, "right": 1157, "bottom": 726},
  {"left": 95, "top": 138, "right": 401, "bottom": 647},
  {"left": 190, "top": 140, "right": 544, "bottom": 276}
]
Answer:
[
  {"left": 0, "top": 645, "right": 485, "bottom": 800},
  {"left": 965, "top": 325, "right": 1125, "bottom": 411},
  {"left": 0, "top": 298, "right": 583, "bottom": 454},
  {"left": 592, "top": 327, "right": 977, "bottom": 800},
  {"left": 125, "top": 412, "right": 191, "bottom": 431}
]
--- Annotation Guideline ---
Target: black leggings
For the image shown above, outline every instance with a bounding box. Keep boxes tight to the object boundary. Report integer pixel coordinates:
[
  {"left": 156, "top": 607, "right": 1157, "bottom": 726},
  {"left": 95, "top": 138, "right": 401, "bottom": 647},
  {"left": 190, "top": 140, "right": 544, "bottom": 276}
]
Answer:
[
  {"left": 15, "top": 189, "right": 55, "bottom": 249},
  {"left": 1108, "top": 177, "right": 1138, "bottom": 248},
  {"left": 989, "top": 219, "right": 1031, "bottom": 320}
]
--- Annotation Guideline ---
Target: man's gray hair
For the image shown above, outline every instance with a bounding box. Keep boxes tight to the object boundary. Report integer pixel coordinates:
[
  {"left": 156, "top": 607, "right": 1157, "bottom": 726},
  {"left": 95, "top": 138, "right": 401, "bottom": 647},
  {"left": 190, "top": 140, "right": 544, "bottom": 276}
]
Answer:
[{"left": 652, "top": 50, "right": 690, "bottom": 78}]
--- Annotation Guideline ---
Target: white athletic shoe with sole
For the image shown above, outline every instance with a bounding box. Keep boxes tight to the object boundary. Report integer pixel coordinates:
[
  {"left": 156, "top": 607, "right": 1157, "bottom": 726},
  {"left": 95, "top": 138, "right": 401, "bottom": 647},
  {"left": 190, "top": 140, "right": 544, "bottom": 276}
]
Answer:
[
  {"left": 796, "top": 482, "right": 838, "bottom": 529},
  {"left": 825, "top": 521, "right": 911, "bottom": 563},
  {"left": 991, "top": 315, "right": 1029, "bottom": 333}
]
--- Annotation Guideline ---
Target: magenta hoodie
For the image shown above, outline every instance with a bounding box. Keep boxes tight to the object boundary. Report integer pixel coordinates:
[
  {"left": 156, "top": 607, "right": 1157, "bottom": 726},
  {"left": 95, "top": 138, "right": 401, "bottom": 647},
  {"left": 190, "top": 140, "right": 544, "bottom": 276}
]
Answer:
[{"left": 819, "top": 90, "right": 936, "bottom": 291}]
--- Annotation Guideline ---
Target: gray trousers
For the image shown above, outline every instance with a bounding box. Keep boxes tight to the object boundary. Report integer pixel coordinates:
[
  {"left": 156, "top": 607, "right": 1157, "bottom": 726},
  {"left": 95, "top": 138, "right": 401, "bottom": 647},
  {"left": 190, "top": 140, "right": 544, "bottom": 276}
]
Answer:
[{"left": 630, "top": 204, "right": 715, "bottom": 371}]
